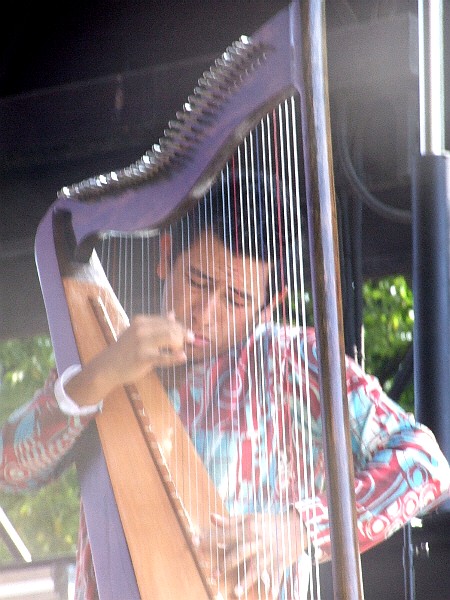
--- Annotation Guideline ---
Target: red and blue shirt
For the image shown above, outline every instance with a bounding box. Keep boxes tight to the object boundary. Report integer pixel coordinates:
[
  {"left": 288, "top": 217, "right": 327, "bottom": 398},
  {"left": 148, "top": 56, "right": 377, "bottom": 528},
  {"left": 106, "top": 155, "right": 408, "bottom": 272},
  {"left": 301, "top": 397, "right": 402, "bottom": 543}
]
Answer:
[{"left": 1, "top": 326, "right": 449, "bottom": 599}]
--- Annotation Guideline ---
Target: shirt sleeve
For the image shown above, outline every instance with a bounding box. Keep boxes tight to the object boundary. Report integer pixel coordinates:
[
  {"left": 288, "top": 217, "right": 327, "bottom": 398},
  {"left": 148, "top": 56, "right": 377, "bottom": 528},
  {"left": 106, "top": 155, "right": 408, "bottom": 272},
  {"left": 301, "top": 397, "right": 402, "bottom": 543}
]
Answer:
[
  {"left": 54, "top": 364, "right": 103, "bottom": 416},
  {"left": 0, "top": 369, "right": 98, "bottom": 493},
  {"left": 295, "top": 331, "right": 450, "bottom": 563}
]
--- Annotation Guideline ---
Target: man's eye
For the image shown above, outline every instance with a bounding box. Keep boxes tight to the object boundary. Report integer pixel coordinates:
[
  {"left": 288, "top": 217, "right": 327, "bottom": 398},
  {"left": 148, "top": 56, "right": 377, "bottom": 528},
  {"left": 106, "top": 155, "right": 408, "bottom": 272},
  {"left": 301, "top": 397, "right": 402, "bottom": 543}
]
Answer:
[
  {"left": 232, "top": 300, "right": 247, "bottom": 308},
  {"left": 230, "top": 294, "right": 248, "bottom": 308},
  {"left": 188, "top": 276, "right": 206, "bottom": 289}
]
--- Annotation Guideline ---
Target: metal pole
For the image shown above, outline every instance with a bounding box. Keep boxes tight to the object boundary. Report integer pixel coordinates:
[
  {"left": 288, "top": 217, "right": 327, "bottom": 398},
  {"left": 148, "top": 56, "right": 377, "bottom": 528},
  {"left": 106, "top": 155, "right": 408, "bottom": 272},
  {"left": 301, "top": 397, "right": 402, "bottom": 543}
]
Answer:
[
  {"left": 410, "top": 3, "right": 449, "bottom": 597},
  {"left": 0, "top": 506, "right": 32, "bottom": 563},
  {"left": 413, "top": 0, "right": 450, "bottom": 478},
  {"left": 418, "top": 0, "right": 445, "bottom": 155}
]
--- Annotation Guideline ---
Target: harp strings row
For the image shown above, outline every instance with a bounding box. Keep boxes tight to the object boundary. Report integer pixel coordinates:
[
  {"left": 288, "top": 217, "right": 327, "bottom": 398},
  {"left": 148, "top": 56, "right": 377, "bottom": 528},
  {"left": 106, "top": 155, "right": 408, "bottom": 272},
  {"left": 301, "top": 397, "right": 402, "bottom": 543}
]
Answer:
[{"left": 100, "top": 96, "right": 323, "bottom": 599}]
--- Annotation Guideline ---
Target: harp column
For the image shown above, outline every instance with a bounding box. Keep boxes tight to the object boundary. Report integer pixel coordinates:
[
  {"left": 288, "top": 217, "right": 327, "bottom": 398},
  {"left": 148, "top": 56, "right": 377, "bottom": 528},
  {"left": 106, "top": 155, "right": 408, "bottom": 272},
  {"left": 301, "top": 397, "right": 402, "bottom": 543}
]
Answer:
[{"left": 298, "top": 1, "right": 364, "bottom": 599}]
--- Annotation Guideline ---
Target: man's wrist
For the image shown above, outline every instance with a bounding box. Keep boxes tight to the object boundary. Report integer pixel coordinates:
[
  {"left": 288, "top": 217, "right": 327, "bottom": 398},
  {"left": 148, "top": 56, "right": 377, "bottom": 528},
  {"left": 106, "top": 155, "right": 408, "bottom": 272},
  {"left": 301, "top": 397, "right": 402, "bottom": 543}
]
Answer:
[{"left": 55, "top": 364, "right": 103, "bottom": 416}]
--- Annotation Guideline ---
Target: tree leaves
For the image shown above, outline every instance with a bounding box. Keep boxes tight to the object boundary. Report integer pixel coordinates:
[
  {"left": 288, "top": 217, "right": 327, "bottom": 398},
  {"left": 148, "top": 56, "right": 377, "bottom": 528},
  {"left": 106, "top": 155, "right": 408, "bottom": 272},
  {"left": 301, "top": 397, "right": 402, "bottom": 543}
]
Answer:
[
  {"left": 0, "top": 336, "right": 79, "bottom": 564},
  {"left": 363, "top": 275, "right": 414, "bottom": 411}
]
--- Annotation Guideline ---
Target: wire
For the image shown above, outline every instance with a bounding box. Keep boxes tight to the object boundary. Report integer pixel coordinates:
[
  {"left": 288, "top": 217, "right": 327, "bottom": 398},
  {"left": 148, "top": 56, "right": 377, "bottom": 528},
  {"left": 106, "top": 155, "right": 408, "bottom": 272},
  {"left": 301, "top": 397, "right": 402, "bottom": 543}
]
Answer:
[{"left": 336, "top": 100, "right": 412, "bottom": 224}]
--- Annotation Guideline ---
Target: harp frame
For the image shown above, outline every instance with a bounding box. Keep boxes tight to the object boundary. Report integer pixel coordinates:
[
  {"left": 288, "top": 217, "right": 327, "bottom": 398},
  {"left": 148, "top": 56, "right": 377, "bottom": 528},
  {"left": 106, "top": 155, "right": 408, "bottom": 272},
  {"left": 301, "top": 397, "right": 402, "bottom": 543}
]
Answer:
[{"left": 34, "top": 1, "right": 363, "bottom": 598}]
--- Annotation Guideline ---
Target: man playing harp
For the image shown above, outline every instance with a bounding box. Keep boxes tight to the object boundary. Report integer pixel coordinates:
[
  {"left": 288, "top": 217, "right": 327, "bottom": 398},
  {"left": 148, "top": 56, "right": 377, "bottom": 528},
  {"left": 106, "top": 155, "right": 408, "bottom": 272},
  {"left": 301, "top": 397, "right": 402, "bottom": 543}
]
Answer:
[{"left": 1, "top": 174, "right": 449, "bottom": 599}]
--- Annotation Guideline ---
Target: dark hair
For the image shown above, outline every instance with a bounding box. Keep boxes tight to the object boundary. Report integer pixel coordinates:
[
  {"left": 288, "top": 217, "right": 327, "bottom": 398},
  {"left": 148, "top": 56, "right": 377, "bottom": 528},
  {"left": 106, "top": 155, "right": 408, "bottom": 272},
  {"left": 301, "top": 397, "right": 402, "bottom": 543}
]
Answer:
[{"left": 171, "top": 171, "right": 305, "bottom": 307}]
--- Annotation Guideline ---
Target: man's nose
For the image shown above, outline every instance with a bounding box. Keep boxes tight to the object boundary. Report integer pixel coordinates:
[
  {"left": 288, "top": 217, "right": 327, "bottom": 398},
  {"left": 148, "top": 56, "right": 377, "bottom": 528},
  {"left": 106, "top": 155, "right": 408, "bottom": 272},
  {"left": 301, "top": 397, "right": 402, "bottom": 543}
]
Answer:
[{"left": 191, "top": 290, "right": 221, "bottom": 324}]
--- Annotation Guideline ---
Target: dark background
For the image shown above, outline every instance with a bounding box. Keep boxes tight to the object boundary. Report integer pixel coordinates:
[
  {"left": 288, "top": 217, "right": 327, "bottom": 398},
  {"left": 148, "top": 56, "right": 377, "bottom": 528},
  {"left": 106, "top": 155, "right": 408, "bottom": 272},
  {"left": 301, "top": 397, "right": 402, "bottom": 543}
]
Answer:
[
  {"left": 1, "top": 2, "right": 449, "bottom": 598},
  {"left": 1, "top": 0, "right": 442, "bottom": 341}
]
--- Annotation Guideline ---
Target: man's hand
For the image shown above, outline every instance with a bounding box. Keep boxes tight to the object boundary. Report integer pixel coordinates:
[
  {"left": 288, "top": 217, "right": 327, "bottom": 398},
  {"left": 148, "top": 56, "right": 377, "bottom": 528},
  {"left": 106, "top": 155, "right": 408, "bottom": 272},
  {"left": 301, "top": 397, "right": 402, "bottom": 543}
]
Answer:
[
  {"left": 64, "top": 313, "right": 194, "bottom": 407},
  {"left": 104, "top": 312, "right": 193, "bottom": 382},
  {"left": 196, "top": 509, "right": 309, "bottom": 598}
]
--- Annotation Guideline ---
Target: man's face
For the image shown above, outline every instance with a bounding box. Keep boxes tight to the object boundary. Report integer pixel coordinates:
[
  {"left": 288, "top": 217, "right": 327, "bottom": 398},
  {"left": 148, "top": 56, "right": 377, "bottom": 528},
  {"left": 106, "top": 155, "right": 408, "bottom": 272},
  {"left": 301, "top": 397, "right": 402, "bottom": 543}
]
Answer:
[{"left": 162, "top": 229, "right": 270, "bottom": 361}]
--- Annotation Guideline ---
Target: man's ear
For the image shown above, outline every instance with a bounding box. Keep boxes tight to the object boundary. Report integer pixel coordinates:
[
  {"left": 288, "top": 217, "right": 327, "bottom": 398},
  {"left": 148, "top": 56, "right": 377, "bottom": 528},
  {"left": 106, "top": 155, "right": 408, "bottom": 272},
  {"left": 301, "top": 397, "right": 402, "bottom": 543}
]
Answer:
[{"left": 156, "top": 232, "right": 172, "bottom": 279}]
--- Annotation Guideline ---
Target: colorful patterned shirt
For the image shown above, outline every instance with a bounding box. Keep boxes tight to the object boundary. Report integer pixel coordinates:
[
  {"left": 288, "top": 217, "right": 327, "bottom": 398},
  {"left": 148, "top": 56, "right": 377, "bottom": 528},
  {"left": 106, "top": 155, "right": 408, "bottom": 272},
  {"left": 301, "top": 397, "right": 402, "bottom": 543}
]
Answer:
[{"left": 1, "top": 326, "right": 449, "bottom": 599}]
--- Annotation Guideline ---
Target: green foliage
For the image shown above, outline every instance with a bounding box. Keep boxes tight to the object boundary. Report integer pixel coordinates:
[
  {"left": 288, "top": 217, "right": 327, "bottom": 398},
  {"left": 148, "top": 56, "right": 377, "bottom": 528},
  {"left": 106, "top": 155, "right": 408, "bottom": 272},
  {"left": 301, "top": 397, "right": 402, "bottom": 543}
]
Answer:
[
  {"left": 362, "top": 275, "right": 415, "bottom": 411},
  {"left": 0, "top": 467, "right": 79, "bottom": 563},
  {"left": 0, "top": 336, "right": 79, "bottom": 564},
  {"left": 0, "top": 336, "right": 55, "bottom": 422}
]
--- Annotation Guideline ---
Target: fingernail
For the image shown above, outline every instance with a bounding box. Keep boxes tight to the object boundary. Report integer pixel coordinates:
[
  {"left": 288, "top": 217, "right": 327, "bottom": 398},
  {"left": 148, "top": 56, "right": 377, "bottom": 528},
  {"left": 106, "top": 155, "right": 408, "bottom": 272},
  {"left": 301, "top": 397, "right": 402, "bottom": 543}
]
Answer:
[
  {"left": 261, "top": 570, "right": 271, "bottom": 589},
  {"left": 210, "top": 513, "right": 223, "bottom": 524}
]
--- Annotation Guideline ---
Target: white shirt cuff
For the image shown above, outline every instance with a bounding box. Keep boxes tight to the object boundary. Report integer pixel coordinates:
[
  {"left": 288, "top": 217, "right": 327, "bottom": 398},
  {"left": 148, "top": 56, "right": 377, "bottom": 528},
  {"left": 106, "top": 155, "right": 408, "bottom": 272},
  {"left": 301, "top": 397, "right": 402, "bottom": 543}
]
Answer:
[{"left": 55, "top": 364, "right": 103, "bottom": 416}]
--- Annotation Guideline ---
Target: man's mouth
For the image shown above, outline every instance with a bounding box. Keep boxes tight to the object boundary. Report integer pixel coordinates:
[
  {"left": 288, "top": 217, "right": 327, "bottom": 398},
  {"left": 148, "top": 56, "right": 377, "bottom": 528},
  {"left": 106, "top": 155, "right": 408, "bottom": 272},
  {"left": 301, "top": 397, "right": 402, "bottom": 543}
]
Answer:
[{"left": 190, "top": 335, "right": 209, "bottom": 347}]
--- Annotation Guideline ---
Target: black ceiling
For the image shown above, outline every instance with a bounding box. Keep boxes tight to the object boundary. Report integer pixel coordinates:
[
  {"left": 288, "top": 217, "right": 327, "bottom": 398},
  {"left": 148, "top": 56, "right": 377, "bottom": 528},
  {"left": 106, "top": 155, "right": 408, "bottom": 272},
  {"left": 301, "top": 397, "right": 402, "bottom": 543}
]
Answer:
[{"left": 0, "top": 0, "right": 446, "bottom": 339}]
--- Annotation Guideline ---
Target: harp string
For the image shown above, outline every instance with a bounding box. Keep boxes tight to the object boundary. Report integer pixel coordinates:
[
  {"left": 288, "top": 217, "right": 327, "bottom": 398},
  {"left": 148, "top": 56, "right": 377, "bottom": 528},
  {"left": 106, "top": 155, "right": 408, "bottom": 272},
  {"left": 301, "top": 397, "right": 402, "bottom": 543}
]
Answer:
[
  {"left": 239, "top": 136, "right": 264, "bottom": 592},
  {"left": 277, "top": 100, "right": 297, "bottom": 597},
  {"left": 287, "top": 96, "right": 322, "bottom": 598},
  {"left": 250, "top": 129, "right": 272, "bottom": 593},
  {"left": 274, "top": 101, "right": 305, "bottom": 598},
  {"left": 258, "top": 116, "right": 281, "bottom": 596},
  {"left": 202, "top": 188, "right": 222, "bottom": 584},
  {"left": 99, "top": 95, "right": 322, "bottom": 599}
]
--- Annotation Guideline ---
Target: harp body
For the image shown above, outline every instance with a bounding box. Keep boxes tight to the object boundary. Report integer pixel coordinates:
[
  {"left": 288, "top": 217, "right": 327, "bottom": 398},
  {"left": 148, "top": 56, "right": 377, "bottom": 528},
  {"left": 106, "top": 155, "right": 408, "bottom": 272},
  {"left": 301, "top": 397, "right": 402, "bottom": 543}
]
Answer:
[{"left": 35, "top": 1, "right": 361, "bottom": 598}]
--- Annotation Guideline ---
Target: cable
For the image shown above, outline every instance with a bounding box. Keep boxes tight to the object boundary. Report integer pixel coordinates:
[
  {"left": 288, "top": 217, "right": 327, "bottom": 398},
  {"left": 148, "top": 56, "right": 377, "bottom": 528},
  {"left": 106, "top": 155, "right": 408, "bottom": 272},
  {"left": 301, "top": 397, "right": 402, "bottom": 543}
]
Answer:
[{"left": 336, "top": 100, "right": 412, "bottom": 224}]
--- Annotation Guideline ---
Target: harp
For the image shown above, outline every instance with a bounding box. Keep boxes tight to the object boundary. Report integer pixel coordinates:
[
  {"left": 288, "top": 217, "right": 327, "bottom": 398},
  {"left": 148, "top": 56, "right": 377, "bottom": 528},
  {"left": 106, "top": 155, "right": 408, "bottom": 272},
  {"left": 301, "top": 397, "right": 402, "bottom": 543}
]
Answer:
[{"left": 35, "top": 1, "right": 363, "bottom": 598}]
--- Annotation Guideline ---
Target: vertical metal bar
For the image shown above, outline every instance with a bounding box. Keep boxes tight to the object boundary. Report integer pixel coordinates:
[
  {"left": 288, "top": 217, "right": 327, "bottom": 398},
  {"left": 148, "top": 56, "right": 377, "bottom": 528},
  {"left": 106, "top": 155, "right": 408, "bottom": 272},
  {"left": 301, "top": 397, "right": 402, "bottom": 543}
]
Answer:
[
  {"left": 411, "top": 4, "right": 449, "bottom": 598},
  {"left": 418, "top": 0, "right": 445, "bottom": 155},
  {"left": 413, "top": 0, "right": 450, "bottom": 481},
  {"left": 403, "top": 522, "right": 416, "bottom": 600}
]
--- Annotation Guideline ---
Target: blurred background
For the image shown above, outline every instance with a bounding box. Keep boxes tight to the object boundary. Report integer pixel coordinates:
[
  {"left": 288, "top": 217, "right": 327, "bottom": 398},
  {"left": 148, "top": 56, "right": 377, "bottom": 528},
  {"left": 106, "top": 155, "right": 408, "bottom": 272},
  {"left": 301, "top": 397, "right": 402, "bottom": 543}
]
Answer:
[
  {"left": 1, "top": 0, "right": 439, "bottom": 339},
  {"left": 0, "top": 1, "right": 449, "bottom": 598}
]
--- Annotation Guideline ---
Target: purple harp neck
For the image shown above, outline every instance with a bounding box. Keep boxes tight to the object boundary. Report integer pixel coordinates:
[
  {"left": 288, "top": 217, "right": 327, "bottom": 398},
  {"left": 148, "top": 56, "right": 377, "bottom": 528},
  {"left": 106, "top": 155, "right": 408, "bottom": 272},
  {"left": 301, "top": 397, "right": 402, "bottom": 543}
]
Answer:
[{"left": 35, "top": 1, "right": 363, "bottom": 598}]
